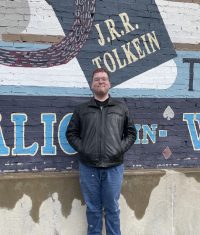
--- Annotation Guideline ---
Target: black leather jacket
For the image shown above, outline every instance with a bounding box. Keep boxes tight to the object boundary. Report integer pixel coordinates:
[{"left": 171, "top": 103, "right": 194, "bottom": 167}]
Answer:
[{"left": 66, "top": 96, "right": 136, "bottom": 167}]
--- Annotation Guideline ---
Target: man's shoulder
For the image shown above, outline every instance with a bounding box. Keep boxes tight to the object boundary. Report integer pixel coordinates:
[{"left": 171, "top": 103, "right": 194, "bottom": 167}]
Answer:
[
  {"left": 73, "top": 98, "right": 92, "bottom": 112},
  {"left": 110, "top": 97, "right": 128, "bottom": 109}
]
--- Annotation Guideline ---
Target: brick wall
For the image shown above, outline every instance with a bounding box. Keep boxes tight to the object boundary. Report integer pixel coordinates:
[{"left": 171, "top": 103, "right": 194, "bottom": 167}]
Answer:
[{"left": 0, "top": 0, "right": 199, "bottom": 172}]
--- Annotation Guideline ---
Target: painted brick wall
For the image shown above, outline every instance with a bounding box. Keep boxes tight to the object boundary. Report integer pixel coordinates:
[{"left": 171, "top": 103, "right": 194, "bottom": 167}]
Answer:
[{"left": 0, "top": 0, "right": 199, "bottom": 172}]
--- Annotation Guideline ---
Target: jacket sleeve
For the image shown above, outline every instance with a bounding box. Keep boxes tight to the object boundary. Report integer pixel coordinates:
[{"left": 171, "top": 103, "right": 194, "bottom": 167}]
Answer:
[
  {"left": 121, "top": 106, "right": 137, "bottom": 153},
  {"left": 66, "top": 108, "right": 82, "bottom": 153}
]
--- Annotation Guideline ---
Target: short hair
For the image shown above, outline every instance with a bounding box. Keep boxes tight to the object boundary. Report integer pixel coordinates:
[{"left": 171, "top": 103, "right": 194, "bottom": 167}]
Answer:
[{"left": 92, "top": 68, "right": 110, "bottom": 80}]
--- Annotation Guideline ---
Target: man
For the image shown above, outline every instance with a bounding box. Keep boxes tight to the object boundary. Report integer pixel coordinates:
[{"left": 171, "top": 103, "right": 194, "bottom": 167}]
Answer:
[{"left": 67, "top": 68, "right": 136, "bottom": 235}]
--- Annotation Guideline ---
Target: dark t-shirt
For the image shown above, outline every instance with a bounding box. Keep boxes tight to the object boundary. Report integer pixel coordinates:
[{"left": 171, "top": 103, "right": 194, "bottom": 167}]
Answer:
[{"left": 94, "top": 97, "right": 109, "bottom": 107}]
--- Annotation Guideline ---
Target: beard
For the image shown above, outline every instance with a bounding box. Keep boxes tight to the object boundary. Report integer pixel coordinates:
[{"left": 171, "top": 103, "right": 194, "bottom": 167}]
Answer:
[{"left": 92, "top": 86, "right": 109, "bottom": 97}]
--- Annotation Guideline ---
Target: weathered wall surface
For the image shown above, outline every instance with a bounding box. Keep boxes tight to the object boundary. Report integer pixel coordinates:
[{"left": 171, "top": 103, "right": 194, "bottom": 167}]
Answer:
[
  {"left": 0, "top": 0, "right": 200, "bottom": 234},
  {"left": 1, "top": 169, "right": 200, "bottom": 235},
  {"left": 0, "top": 0, "right": 199, "bottom": 171}
]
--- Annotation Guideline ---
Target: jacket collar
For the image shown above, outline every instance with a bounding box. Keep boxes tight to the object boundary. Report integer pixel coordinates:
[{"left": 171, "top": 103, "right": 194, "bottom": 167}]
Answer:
[{"left": 88, "top": 95, "right": 116, "bottom": 107}]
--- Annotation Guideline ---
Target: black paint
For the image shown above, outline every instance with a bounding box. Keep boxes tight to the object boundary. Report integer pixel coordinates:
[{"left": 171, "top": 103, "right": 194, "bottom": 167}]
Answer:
[
  {"left": 183, "top": 58, "right": 200, "bottom": 91},
  {"left": 77, "top": 0, "right": 176, "bottom": 87},
  {"left": 0, "top": 96, "right": 199, "bottom": 172}
]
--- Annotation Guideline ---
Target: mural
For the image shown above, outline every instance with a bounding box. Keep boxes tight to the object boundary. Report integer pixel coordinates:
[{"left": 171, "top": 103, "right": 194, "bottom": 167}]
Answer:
[
  {"left": 0, "top": 0, "right": 95, "bottom": 67},
  {"left": 0, "top": 0, "right": 199, "bottom": 172}
]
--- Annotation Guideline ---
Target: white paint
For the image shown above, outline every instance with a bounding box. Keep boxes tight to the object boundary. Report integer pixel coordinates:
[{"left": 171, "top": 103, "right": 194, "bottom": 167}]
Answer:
[
  {"left": 21, "top": 0, "right": 65, "bottom": 36},
  {"left": 0, "top": 0, "right": 90, "bottom": 90},
  {"left": 0, "top": 0, "right": 90, "bottom": 89},
  {"left": 0, "top": 194, "right": 38, "bottom": 235},
  {"left": 0, "top": 0, "right": 199, "bottom": 90},
  {"left": 0, "top": 193, "right": 86, "bottom": 235},
  {"left": 0, "top": 58, "right": 177, "bottom": 89},
  {"left": 0, "top": 58, "right": 89, "bottom": 88},
  {"left": 156, "top": 0, "right": 200, "bottom": 44},
  {"left": 114, "top": 59, "right": 177, "bottom": 89},
  {"left": 7, "top": 0, "right": 200, "bottom": 44},
  {"left": 120, "top": 171, "right": 200, "bottom": 235},
  {"left": 0, "top": 0, "right": 65, "bottom": 38},
  {"left": 1, "top": 171, "right": 200, "bottom": 234}
]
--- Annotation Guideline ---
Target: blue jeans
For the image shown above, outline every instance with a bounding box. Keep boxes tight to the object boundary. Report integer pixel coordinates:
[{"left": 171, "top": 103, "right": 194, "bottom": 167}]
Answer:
[{"left": 79, "top": 161, "right": 124, "bottom": 235}]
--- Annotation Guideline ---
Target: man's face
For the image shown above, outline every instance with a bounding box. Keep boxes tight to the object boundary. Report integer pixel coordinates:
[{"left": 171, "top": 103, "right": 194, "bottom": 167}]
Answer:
[{"left": 91, "top": 72, "right": 111, "bottom": 96}]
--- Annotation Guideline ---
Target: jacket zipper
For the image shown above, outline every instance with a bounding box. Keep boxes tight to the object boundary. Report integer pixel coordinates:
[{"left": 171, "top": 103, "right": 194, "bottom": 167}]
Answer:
[{"left": 99, "top": 106, "right": 103, "bottom": 166}]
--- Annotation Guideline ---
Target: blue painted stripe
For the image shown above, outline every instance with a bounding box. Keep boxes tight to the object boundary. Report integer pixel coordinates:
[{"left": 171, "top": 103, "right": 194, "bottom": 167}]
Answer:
[
  {"left": 0, "top": 86, "right": 93, "bottom": 97},
  {"left": 0, "top": 50, "right": 199, "bottom": 98},
  {"left": 159, "top": 130, "right": 168, "bottom": 138},
  {"left": 0, "top": 41, "right": 51, "bottom": 51}
]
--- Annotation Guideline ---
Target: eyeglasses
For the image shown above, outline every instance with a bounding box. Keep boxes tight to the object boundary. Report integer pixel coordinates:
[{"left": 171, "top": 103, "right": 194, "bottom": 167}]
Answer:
[{"left": 93, "top": 77, "right": 109, "bottom": 82}]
